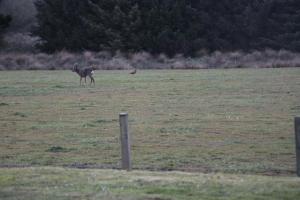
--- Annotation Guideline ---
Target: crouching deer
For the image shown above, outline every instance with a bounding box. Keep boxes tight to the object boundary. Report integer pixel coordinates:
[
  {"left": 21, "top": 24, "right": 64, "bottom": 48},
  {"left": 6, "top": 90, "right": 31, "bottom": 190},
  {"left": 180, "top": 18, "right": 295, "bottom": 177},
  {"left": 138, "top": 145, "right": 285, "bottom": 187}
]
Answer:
[{"left": 72, "top": 64, "right": 95, "bottom": 86}]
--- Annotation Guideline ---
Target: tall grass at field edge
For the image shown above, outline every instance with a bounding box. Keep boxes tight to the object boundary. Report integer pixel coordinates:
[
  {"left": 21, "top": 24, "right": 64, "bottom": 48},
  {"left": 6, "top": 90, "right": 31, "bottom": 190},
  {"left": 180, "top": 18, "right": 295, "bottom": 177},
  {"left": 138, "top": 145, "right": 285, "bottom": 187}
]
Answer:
[{"left": 0, "top": 49, "right": 299, "bottom": 70}]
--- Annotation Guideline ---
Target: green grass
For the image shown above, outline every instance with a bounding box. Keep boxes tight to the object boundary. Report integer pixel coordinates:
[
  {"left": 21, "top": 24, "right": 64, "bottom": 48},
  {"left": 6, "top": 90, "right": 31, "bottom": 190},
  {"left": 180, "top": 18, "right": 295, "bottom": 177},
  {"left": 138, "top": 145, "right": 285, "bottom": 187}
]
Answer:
[
  {"left": 0, "top": 69, "right": 300, "bottom": 175},
  {"left": 0, "top": 167, "right": 300, "bottom": 200}
]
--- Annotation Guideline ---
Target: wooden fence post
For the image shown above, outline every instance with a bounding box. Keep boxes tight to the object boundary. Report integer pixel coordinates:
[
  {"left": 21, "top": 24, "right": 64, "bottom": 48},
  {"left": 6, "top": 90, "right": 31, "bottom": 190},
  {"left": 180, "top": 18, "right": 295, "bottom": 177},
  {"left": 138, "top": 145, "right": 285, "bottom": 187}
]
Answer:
[
  {"left": 119, "top": 112, "right": 131, "bottom": 171},
  {"left": 295, "top": 117, "right": 300, "bottom": 177}
]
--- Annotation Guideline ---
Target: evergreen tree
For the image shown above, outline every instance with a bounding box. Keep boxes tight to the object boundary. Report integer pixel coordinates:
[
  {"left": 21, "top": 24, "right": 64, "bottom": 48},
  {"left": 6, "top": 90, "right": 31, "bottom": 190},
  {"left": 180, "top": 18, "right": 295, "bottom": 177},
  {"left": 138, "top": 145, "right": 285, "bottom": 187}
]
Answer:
[
  {"left": 0, "top": 8, "right": 11, "bottom": 47},
  {"left": 33, "top": 0, "right": 300, "bottom": 55},
  {"left": 258, "top": 0, "right": 300, "bottom": 51},
  {"left": 34, "top": 0, "right": 89, "bottom": 52},
  {"left": 0, "top": 14, "right": 11, "bottom": 34}
]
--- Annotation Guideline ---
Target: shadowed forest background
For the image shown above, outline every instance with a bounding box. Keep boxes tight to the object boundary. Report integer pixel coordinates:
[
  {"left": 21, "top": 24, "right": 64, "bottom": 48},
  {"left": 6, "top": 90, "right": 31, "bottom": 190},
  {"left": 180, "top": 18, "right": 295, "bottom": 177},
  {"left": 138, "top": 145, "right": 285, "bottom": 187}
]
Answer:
[{"left": 0, "top": 0, "right": 300, "bottom": 69}]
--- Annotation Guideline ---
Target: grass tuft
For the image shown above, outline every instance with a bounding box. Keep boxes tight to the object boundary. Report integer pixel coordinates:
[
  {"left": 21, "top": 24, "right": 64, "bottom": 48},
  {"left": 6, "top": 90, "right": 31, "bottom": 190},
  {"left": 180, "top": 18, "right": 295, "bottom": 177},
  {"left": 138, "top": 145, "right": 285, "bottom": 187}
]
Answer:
[
  {"left": 46, "top": 146, "right": 70, "bottom": 153},
  {"left": 13, "top": 112, "right": 27, "bottom": 117}
]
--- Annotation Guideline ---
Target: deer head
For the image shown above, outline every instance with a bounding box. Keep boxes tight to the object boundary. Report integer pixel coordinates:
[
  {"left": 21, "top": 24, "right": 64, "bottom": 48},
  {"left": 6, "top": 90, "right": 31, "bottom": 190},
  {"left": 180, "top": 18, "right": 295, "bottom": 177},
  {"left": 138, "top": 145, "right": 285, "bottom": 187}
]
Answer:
[{"left": 72, "top": 63, "right": 78, "bottom": 72}]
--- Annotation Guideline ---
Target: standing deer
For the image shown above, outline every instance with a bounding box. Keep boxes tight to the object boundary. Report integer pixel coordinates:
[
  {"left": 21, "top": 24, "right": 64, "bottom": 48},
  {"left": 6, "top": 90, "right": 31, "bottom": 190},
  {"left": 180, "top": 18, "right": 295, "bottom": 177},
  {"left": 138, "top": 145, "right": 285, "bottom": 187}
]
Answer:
[{"left": 72, "top": 63, "right": 95, "bottom": 86}]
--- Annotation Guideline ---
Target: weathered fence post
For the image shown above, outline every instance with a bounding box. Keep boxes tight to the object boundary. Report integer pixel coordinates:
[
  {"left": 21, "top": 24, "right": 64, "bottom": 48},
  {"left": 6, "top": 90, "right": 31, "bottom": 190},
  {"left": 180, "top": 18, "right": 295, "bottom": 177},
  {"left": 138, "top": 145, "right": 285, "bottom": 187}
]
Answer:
[
  {"left": 119, "top": 112, "right": 131, "bottom": 171},
  {"left": 295, "top": 117, "right": 300, "bottom": 177}
]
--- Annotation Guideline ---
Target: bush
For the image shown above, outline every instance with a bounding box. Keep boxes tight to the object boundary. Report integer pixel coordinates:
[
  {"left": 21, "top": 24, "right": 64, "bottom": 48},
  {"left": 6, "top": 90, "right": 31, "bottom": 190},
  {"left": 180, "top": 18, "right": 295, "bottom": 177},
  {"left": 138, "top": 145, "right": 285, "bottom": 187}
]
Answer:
[
  {"left": 0, "top": 50, "right": 299, "bottom": 70},
  {"left": 1, "top": 33, "right": 39, "bottom": 52}
]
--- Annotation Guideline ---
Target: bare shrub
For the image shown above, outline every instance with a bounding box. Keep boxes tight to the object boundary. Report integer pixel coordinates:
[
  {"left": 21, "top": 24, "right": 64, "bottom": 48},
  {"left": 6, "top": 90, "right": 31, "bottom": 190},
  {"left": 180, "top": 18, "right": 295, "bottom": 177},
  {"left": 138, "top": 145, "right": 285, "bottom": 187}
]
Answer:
[
  {"left": 207, "top": 51, "right": 226, "bottom": 68},
  {"left": 54, "top": 51, "right": 76, "bottom": 69},
  {"left": 278, "top": 50, "right": 294, "bottom": 60},
  {"left": 195, "top": 49, "right": 209, "bottom": 57},
  {"left": 107, "top": 57, "right": 132, "bottom": 70},
  {"left": 130, "top": 52, "right": 155, "bottom": 69},
  {"left": 187, "top": 59, "right": 207, "bottom": 69},
  {"left": 95, "top": 51, "right": 112, "bottom": 60},
  {"left": 264, "top": 49, "right": 278, "bottom": 59},
  {"left": 157, "top": 53, "right": 169, "bottom": 63},
  {"left": 1, "top": 54, "right": 17, "bottom": 70},
  {"left": 0, "top": 50, "right": 299, "bottom": 70},
  {"left": 171, "top": 61, "right": 186, "bottom": 69},
  {"left": 83, "top": 51, "right": 93, "bottom": 60},
  {"left": 1, "top": 33, "right": 39, "bottom": 53},
  {"left": 131, "top": 52, "right": 152, "bottom": 64},
  {"left": 0, "top": 64, "right": 5, "bottom": 70}
]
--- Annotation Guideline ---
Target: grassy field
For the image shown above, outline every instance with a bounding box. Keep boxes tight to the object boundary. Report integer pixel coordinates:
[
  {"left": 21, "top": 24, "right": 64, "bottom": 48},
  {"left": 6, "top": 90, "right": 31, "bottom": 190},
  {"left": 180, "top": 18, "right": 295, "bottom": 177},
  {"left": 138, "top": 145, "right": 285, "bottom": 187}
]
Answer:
[
  {"left": 0, "top": 68, "right": 300, "bottom": 175},
  {"left": 1, "top": 167, "right": 300, "bottom": 200}
]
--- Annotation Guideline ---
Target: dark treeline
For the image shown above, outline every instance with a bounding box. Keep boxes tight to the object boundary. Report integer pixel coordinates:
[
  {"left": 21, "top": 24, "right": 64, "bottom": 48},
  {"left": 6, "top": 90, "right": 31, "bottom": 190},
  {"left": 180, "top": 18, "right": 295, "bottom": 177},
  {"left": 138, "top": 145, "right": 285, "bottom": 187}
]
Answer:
[
  {"left": 0, "top": 0, "right": 11, "bottom": 46},
  {"left": 33, "top": 0, "right": 300, "bottom": 56},
  {"left": 0, "top": 0, "right": 36, "bottom": 33}
]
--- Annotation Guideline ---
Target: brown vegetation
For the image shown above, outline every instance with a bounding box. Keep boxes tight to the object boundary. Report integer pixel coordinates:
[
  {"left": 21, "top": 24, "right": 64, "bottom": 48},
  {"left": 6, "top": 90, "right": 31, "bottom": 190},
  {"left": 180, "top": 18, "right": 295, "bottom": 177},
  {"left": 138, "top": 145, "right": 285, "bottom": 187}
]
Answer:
[{"left": 0, "top": 50, "right": 299, "bottom": 70}]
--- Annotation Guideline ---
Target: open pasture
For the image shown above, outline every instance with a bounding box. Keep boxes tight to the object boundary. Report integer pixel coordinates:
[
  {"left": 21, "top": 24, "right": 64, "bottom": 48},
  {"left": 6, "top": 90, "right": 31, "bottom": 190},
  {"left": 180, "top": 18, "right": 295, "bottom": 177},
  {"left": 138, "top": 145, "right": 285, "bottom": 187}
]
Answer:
[
  {"left": 1, "top": 167, "right": 300, "bottom": 200},
  {"left": 0, "top": 68, "right": 300, "bottom": 175}
]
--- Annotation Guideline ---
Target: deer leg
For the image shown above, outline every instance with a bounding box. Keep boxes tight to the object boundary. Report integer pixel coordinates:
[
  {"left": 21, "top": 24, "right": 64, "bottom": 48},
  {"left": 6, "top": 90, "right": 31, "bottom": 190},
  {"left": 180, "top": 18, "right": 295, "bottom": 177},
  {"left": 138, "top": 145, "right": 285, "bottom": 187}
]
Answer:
[
  {"left": 80, "top": 77, "right": 82, "bottom": 86},
  {"left": 89, "top": 76, "right": 95, "bottom": 86}
]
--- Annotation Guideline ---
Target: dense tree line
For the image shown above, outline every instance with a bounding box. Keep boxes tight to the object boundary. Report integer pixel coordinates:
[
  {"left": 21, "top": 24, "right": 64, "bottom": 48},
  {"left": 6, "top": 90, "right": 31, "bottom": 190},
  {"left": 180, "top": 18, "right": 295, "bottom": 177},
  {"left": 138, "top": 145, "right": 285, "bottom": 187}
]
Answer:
[
  {"left": 0, "top": 0, "right": 11, "bottom": 47},
  {"left": 0, "top": 0, "right": 36, "bottom": 33},
  {"left": 0, "top": 14, "right": 11, "bottom": 35},
  {"left": 33, "top": 0, "right": 300, "bottom": 56}
]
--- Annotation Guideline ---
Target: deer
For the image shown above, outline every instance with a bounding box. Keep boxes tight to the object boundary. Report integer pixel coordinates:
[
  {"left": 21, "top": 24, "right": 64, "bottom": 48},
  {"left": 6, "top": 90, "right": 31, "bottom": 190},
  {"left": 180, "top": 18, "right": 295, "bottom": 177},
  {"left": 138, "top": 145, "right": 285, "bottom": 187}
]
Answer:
[{"left": 72, "top": 63, "right": 95, "bottom": 86}]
